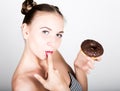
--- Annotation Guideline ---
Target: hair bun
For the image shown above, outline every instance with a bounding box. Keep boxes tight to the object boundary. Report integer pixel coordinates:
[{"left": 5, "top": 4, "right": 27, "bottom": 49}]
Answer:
[{"left": 21, "top": 0, "right": 37, "bottom": 15}]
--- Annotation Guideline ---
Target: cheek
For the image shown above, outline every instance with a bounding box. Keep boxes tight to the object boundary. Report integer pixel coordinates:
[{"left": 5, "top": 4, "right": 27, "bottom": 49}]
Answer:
[
  {"left": 55, "top": 39, "right": 62, "bottom": 49},
  {"left": 29, "top": 31, "right": 46, "bottom": 47},
  {"left": 28, "top": 34, "right": 47, "bottom": 56}
]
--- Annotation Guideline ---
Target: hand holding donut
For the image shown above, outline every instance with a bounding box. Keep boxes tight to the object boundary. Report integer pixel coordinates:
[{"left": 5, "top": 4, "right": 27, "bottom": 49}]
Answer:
[
  {"left": 74, "top": 39, "right": 104, "bottom": 74},
  {"left": 34, "top": 53, "right": 70, "bottom": 91},
  {"left": 74, "top": 50, "right": 95, "bottom": 74}
]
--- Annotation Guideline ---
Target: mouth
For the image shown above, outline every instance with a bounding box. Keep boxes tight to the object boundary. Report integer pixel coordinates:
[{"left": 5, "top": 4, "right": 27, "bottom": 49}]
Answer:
[{"left": 45, "top": 51, "right": 53, "bottom": 57}]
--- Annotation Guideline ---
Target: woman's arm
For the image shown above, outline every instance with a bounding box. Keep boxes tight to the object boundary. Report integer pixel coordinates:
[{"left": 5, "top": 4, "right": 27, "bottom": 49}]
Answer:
[
  {"left": 74, "top": 66, "right": 88, "bottom": 91},
  {"left": 74, "top": 50, "right": 95, "bottom": 91}
]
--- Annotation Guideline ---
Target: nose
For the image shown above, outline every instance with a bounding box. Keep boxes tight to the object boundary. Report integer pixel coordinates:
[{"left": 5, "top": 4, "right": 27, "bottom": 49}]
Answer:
[
  {"left": 47, "top": 42, "right": 56, "bottom": 51},
  {"left": 47, "top": 36, "right": 56, "bottom": 48},
  {"left": 47, "top": 42, "right": 54, "bottom": 47}
]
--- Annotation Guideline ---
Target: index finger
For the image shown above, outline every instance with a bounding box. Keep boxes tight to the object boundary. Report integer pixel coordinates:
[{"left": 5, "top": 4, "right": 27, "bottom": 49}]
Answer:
[{"left": 47, "top": 53, "right": 54, "bottom": 71}]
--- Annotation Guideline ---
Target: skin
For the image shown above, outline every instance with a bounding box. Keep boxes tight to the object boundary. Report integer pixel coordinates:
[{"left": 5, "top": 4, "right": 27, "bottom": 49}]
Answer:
[{"left": 12, "top": 11, "right": 96, "bottom": 91}]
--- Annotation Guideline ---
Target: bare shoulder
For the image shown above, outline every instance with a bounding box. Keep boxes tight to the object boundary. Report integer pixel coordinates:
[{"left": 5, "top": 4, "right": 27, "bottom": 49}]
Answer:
[
  {"left": 12, "top": 74, "right": 36, "bottom": 91},
  {"left": 12, "top": 73, "right": 46, "bottom": 91}
]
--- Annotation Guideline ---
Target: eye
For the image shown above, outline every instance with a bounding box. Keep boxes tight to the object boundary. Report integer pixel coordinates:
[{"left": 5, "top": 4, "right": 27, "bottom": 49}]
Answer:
[
  {"left": 56, "top": 33, "right": 63, "bottom": 38},
  {"left": 42, "top": 30, "right": 49, "bottom": 35}
]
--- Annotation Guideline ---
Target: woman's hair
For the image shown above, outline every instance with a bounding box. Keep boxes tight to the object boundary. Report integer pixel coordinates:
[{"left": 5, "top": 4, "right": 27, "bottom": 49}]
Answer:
[{"left": 21, "top": 0, "right": 64, "bottom": 24}]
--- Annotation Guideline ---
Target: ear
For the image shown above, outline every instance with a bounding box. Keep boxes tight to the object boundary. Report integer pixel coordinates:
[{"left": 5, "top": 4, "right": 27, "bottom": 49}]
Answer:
[{"left": 21, "top": 23, "right": 29, "bottom": 39}]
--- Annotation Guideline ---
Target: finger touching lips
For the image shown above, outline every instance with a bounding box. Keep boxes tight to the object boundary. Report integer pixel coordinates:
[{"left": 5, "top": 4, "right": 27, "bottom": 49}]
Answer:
[{"left": 45, "top": 51, "right": 53, "bottom": 57}]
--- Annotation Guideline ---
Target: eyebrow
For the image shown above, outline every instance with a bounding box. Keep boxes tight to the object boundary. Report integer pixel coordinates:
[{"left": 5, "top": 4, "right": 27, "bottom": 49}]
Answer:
[
  {"left": 40, "top": 27, "right": 64, "bottom": 33},
  {"left": 40, "top": 27, "right": 52, "bottom": 30}
]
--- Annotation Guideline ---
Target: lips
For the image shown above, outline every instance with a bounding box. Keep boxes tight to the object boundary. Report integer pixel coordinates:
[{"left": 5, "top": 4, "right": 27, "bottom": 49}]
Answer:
[{"left": 45, "top": 51, "right": 53, "bottom": 57}]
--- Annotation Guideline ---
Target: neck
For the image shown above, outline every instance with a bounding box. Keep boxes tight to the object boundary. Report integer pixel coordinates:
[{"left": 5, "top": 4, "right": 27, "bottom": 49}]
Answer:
[{"left": 18, "top": 47, "right": 47, "bottom": 74}]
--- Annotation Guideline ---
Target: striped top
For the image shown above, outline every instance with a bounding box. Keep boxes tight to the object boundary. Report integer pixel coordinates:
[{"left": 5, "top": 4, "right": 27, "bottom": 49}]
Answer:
[{"left": 69, "top": 73, "right": 82, "bottom": 91}]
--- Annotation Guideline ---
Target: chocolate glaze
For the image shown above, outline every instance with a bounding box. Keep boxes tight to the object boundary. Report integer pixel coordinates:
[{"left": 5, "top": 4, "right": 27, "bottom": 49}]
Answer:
[{"left": 81, "top": 39, "right": 104, "bottom": 57}]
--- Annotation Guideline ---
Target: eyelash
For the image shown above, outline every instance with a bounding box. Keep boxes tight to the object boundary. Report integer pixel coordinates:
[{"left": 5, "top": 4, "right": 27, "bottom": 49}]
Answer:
[
  {"left": 42, "top": 30, "right": 63, "bottom": 38},
  {"left": 42, "top": 30, "right": 49, "bottom": 35},
  {"left": 56, "top": 34, "right": 62, "bottom": 38}
]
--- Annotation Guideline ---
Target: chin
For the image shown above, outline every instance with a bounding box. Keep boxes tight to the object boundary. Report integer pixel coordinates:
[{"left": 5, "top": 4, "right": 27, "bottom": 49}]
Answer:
[
  {"left": 36, "top": 54, "right": 44, "bottom": 60},
  {"left": 39, "top": 55, "right": 47, "bottom": 60}
]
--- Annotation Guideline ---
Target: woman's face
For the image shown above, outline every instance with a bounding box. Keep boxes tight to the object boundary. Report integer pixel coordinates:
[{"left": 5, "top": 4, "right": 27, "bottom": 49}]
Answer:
[{"left": 22, "top": 12, "right": 64, "bottom": 60}]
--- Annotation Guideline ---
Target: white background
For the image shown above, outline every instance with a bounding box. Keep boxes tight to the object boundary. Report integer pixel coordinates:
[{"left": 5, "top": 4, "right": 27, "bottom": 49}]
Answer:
[{"left": 0, "top": 0, "right": 120, "bottom": 91}]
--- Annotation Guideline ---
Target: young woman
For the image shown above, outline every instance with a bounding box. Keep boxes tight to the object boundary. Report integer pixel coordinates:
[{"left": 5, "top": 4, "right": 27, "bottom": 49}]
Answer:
[{"left": 12, "top": 0, "right": 95, "bottom": 91}]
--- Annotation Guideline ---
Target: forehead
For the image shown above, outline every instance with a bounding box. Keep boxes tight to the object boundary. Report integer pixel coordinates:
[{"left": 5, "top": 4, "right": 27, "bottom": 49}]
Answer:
[{"left": 31, "top": 11, "right": 64, "bottom": 30}]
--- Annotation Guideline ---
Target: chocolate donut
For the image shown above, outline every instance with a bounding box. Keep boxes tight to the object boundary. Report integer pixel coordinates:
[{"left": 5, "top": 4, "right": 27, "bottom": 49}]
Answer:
[{"left": 81, "top": 39, "right": 104, "bottom": 57}]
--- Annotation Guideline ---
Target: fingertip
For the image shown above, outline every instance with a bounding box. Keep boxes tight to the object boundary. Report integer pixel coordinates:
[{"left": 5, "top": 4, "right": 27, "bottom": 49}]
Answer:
[
  {"left": 87, "top": 70, "right": 91, "bottom": 74},
  {"left": 86, "top": 56, "right": 93, "bottom": 61},
  {"left": 47, "top": 53, "right": 54, "bottom": 63},
  {"left": 88, "top": 61, "right": 95, "bottom": 69},
  {"left": 46, "top": 53, "right": 51, "bottom": 59},
  {"left": 46, "top": 51, "right": 53, "bottom": 58},
  {"left": 87, "top": 57, "right": 95, "bottom": 64}
]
